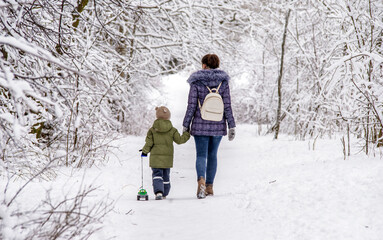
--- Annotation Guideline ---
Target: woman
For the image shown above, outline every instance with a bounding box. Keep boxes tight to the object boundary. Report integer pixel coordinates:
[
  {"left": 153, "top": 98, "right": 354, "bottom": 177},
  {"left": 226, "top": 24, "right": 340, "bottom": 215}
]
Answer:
[{"left": 183, "top": 54, "right": 236, "bottom": 199}]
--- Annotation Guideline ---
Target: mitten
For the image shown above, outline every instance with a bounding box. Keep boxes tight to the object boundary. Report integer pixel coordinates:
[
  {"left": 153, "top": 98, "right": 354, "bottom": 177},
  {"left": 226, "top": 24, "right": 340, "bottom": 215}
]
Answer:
[
  {"left": 228, "top": 128, "right": 235, "bottom": 141},
  {"left": 183, "top": 127, "right": 189, "bottom": 133}
]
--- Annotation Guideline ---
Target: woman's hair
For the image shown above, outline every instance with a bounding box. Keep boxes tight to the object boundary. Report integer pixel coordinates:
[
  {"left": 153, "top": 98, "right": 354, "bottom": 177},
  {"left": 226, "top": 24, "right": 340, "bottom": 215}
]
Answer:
[{"left": 201, "top": 54, "right": 220, "bottom": 69}]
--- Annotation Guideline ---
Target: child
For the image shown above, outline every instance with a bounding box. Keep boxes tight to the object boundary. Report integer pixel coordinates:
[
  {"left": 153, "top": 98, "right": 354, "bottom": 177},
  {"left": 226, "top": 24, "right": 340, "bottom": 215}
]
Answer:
[{"left": 141, "top": 106, "right": 190, "bottom": 200}]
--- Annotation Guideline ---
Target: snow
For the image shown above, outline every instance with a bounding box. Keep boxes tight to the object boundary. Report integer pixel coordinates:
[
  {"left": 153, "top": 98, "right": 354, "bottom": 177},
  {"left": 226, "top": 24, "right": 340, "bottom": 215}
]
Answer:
[
  {"left": 55, "top": 103, "right": 64, "bottom": 118},
  {"left": 90, "top": 128, "right": 382, "bottom": 240},
  {"left": 2, "top": 73, "right": 383, "bottom": 240},
  {"left": 0, "top": 113, "right": 13, "bottom": 124},
  {"left": 0, "top": 36, "right": 91, "bottom": 79}
]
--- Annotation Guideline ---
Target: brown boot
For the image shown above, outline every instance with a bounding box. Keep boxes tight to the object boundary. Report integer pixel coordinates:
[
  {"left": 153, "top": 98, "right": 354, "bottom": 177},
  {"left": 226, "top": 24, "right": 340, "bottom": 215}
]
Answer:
[
  {"left": 206, "top": 184, "right": 214, "bottom": 196},
  {"left": 197, "top": 177, "right": 206, "bottom": 199}
]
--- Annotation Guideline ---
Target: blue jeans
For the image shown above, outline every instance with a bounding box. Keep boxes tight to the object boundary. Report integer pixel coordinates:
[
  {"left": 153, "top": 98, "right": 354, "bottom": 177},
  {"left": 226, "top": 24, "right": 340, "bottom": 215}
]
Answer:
[{"left": 194, "top": 136, "right": 223, "bottom": 184}]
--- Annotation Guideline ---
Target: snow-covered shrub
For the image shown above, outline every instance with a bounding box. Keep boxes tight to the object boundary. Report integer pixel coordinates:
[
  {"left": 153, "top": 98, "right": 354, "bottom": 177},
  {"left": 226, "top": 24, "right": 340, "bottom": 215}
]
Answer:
[{"left": 1, "top": 177, "right": 113, "bottom": 240}]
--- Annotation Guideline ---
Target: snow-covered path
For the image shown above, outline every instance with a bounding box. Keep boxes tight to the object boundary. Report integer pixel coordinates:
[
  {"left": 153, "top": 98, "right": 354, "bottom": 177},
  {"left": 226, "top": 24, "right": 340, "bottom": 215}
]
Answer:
[
  {"left": 90, "top": 74, "right": 383, "bottom": 240},
  {"left": 3, "top": 73, "right": 383, "bottom": 240},
  {"left": 89, "top": 125, "right": 383, "bottom": 240}
]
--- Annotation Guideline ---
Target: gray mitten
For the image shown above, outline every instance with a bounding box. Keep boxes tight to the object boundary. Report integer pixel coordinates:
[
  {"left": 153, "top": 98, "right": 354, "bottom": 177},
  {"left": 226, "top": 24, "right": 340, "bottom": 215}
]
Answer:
[
  {"left": 228, "top": 128, "right": 235, "bottom": 141},
  {"left": 183, "top": 127, "right": 189, "bottom": 133}
]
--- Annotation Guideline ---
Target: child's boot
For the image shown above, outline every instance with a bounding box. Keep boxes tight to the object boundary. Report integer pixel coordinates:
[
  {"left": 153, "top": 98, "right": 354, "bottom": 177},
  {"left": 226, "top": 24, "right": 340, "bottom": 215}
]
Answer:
[
  {"left": 206, "top": 184, "right": 214, "bottom": 196},
  {"left": 197, "top": 177, "right": 206, "bottom": 199},
  {"left": 155, "top": 192, "right": 163, "bottom": 200}
]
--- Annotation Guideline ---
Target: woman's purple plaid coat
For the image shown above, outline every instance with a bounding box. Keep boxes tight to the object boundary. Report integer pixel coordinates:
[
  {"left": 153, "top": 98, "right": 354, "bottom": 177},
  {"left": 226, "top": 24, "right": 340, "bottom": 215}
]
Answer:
[{"left": 182, "top": 69, "right": 236, "bottom": 136}]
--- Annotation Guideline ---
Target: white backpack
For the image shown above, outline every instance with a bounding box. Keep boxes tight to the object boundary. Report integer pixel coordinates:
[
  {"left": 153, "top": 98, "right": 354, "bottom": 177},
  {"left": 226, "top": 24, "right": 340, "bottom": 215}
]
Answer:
[{"left": 198, "top": 82, "right": 224, "bottom": 121}]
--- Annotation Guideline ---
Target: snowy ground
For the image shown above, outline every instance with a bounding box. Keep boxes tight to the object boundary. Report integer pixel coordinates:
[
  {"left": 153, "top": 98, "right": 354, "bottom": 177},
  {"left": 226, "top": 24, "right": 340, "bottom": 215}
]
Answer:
[
  {"left": 93, "top": 127, "right": 383, "bottom": 240},
  {"left": 2, "top": 73, "right": 383, "bottom": 240}
]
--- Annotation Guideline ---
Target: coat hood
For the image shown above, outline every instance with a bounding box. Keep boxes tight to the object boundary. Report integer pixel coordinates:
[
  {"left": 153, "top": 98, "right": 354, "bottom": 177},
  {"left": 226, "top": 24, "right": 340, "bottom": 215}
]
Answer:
[
  {"left": 152, "top": 119, "right": 173, "bottom": 133},
  {"left": 187, "top": 69, "right": 230, "bottom": 87}
]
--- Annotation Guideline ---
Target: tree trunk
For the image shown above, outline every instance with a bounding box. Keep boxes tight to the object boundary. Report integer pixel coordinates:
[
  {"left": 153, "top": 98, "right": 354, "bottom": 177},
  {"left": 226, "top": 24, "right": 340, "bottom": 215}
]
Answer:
[{"left": 274, "top": 9, "right": 291, "bottom": 140}]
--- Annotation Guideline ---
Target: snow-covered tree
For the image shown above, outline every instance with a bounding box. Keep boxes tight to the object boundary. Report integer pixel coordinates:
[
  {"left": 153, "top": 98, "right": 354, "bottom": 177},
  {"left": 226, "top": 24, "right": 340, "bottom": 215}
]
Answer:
[
  {"left": 232, "top": 0, "right": 383, "bottom": 154},
  {"left": 0, "top": 0, "right": 252, "bottom": 174}
]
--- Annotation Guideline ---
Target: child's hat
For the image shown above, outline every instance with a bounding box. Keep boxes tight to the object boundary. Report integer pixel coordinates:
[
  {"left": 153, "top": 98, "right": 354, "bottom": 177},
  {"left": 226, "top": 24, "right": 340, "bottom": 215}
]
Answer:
[{"left": 155, "top": 106, "right": 171, "bottom": 120}]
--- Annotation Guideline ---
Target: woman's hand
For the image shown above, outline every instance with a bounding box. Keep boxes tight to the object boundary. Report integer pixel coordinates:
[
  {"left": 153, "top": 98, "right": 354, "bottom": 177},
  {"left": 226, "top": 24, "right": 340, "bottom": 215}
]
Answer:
[{"left": 228, "top": 128, "right": 235, "bottom": 141}]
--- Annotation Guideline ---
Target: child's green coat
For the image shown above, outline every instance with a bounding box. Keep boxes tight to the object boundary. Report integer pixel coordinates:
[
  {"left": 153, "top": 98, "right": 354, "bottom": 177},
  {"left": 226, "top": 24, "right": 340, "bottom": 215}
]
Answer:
[{"left": 142, "top": 119, "right": 190, "bottom": 168}]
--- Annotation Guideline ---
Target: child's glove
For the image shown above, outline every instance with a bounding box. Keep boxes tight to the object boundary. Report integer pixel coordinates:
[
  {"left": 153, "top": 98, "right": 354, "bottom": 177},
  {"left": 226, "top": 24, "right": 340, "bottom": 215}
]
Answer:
[
  {"left": 228, "top": 128, "right": 235, "bottom": 141},
  {"left": 183, "top": 127, "right": 189, "bottom": 133},
  {"left": 139, "top": 149, "right": 148, "bottom": 157}
]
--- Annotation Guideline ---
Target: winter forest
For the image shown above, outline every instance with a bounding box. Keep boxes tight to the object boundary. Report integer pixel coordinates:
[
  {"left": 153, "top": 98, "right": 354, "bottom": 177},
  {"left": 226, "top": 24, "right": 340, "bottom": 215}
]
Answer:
[{"left": 1, "top": 0, "right": 383, "bottom": 239}]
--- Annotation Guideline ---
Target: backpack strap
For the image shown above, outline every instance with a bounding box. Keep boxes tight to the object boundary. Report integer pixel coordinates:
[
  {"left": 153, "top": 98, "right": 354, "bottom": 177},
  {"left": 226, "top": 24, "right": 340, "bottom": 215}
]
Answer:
[
  {"left": 216, "top": 81, "right": 223, "bottom": 92},
  {"left": 206, "top": 82, "right": 223, "bottom": 93}
]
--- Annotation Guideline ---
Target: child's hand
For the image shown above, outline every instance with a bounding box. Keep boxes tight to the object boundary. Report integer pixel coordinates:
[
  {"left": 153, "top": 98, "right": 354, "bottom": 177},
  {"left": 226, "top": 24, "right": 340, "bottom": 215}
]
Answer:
[{"left": 139, "top": 149, "right": 148, "bottom": 157}]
